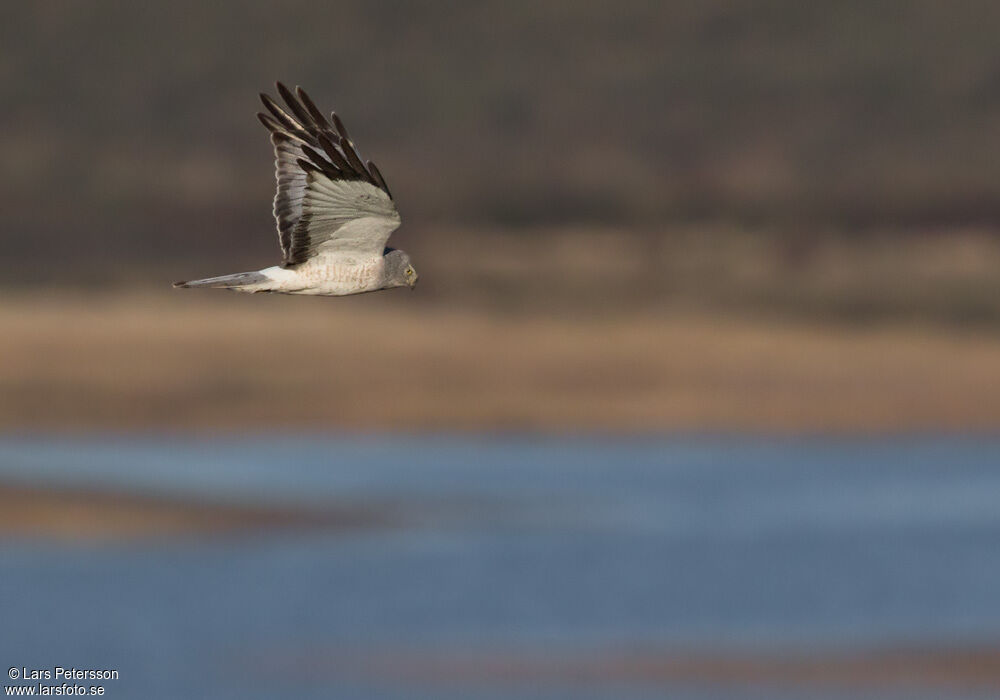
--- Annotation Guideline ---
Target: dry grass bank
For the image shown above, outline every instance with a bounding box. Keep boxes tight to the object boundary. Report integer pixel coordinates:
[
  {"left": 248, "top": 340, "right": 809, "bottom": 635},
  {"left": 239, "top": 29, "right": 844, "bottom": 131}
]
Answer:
[
  {"left": 2, "top": 292, "right": 999, "bottom": 433},
  {"left": 0, "top": 482, "right": 389, "bottom": 541},
  {"left": 277, "top": 646, "right": 1000, "bottom": 692}
]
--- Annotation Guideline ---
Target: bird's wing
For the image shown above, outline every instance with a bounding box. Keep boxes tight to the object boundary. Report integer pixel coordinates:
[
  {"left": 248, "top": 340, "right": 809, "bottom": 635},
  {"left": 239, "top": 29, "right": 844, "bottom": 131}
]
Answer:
[{"left": 257, "top": 83, "right": 400, "bottom": 267}]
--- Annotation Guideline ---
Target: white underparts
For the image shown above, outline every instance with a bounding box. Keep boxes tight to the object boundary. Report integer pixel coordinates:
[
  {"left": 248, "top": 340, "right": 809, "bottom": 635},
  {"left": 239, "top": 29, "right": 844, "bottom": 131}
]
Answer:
[{"left": 254, "top": 257, "right": 386, "bottom": 296}]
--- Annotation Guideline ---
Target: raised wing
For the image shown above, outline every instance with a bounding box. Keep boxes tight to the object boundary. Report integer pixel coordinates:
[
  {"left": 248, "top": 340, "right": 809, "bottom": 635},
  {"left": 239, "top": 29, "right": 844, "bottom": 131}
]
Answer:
[{"left": 257, "top": 83, "right": 400, "bottom": 267}]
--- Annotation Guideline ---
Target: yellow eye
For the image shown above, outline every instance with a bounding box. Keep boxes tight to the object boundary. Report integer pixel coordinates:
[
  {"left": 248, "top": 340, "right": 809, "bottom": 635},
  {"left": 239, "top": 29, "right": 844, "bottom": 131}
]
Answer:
[{"left": 406, "top": 268, "right": 413, "bottom": 276}]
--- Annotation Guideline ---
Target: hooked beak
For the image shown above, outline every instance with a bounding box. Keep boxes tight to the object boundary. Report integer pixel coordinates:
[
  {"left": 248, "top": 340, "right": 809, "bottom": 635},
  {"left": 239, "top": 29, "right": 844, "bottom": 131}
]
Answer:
[{"left": 408, "top": 274, "right": 418, "bottom": 290}]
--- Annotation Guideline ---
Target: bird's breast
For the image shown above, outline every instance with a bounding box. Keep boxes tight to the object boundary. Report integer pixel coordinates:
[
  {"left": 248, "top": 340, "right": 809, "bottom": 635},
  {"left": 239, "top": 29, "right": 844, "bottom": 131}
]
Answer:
[{"left": 295, "top": 256, "right": 385, "bottom": 294}]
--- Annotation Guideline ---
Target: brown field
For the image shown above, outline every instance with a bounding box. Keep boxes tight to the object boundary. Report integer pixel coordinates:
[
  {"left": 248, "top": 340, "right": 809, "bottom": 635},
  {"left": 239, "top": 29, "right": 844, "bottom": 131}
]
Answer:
[
  {"left": 2, "top": 287, "right": 1000, "bottom": 434},
  {"left": 0, "top": 482, "right": 390, "bottom": 541},
  {"left": 263, "top": 645, "right": 1000, "bottom": 693}
]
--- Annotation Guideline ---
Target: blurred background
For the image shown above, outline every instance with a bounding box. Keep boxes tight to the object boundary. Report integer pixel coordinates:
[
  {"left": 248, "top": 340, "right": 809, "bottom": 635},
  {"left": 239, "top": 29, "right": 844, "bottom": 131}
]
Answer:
[{"left": 2, "top": 2, "right": 1000, "bottom": 698}]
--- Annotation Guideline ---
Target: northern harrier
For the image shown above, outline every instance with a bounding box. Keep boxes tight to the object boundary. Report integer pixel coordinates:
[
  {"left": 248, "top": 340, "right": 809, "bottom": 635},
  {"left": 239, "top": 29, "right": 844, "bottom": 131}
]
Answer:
[{"left": 174, "top": 83, "right": 416, "bottom": 295}]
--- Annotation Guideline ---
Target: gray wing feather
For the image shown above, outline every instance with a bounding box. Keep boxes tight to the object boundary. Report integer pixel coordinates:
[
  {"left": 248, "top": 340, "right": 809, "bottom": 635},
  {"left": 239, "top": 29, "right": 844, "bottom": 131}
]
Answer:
[
  {"left": 291, "top": 174, "right": 400, "bottom": 262},
  {"left": 271, "top": 132, "right": 308, "bottom": 261},
  {"left": 258, "top": 82, "right": 398, "bottom": 267}
]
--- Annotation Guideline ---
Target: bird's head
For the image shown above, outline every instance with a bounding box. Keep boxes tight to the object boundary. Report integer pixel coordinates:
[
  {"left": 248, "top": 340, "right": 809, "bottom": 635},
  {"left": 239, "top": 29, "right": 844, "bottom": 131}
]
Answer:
[{"left": 384, "top": 248, "right": 418, "bottom": 290}]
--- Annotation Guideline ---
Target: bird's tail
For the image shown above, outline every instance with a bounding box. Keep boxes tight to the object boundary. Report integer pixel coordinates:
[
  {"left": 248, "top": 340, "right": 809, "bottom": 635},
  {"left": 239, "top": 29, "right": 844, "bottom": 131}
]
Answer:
[{"left": 173, "top": 271, "right": 268, "bottom": 290}]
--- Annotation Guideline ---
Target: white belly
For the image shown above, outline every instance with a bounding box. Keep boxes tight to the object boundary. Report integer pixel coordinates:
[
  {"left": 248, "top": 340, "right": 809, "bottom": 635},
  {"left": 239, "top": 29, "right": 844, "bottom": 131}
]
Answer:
[{"left": 259, "top": 258, "right": 384, "bottom": 296}]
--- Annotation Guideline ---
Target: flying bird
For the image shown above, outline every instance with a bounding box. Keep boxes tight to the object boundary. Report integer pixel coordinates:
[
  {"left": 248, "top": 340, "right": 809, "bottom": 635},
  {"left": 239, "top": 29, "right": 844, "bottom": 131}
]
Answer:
[{"left": 174, "top": 83, "right": 416, "bottom": 296}]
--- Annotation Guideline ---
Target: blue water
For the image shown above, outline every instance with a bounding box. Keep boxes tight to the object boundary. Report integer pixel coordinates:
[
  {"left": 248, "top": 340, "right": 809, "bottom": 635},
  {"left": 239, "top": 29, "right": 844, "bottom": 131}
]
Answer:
[{"left": 0, "top": 436, "right": 998, "bottom": 699}]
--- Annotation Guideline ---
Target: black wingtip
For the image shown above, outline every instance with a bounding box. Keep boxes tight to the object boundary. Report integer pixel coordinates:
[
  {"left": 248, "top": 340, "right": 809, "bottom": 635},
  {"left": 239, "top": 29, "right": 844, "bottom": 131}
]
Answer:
[
  {"left": 173, "top": 281, "right": 189, "bottom": 289},
  {"left": 257, "top": 112, "right": 275, "bottom": 130},
  {"left": 276, "top": 82, "right": 296, "bottom": 106},
  {"left": 331, "top": 112, "right": 350, "bottom": 141},
  {"left": 368, "top": 160, "right": 391, "bottom": 197},
  {"left": 259, "top": 92, "right": 285, "bottom": 119},
  {"left": 317, "top": 132, "right": 351, "bottom": 171},
  {"left": 276, "top": 82, "right": 292, "bottom": 102},
  {"left": 339, "top": 134, "right": 360, "bottom": 162},
  {"left": 296, "top": 157, "right": 321, "bottom": 175},
  {"left": 277, "top": 82, "right": 313, "bottom": 128},
  {"left": 259, "top": 90, "right": 314, "bottom": 141},
  {"left": 296, "top": 86, "right": 329, "bottom": 128},
  {"left": 299, "top": 145, "right": 326, "bottom": 168}
]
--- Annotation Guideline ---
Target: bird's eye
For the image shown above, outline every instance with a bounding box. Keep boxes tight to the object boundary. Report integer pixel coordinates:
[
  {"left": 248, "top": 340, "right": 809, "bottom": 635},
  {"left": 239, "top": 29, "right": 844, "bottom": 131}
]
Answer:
[{"left": 406, "top": 268, "right": 413, "bottom": 276}]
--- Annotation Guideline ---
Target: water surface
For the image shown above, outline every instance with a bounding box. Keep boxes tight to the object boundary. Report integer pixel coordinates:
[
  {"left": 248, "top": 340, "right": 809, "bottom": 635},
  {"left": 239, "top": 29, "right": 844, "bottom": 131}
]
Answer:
[{"left": 1, "top": 435, "right": 998, "bottom": 699}]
